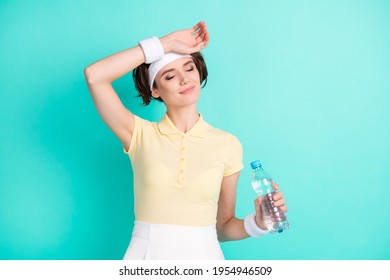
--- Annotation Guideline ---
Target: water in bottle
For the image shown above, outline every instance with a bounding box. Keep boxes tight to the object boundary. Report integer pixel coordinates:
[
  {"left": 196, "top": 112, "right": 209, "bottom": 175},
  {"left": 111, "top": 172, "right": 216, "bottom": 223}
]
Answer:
[{"left": 251, "top": 160, "right": 289, "bottom": 233}]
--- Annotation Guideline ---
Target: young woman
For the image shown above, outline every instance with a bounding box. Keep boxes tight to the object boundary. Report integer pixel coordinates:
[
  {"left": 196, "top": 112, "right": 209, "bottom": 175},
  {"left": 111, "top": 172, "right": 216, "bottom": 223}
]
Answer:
[{"left": 84, "top": 21, "right": 288, "bottom": 260}]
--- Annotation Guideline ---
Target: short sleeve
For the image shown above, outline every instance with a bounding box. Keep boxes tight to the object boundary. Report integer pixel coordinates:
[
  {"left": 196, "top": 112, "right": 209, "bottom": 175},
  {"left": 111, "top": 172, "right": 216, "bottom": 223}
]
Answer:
[
  {"left": 123, "top": 115, "right": 147, "bottom": 157},
  {"left": 224, "top": 135, "right": 244, "bottom": 176}
]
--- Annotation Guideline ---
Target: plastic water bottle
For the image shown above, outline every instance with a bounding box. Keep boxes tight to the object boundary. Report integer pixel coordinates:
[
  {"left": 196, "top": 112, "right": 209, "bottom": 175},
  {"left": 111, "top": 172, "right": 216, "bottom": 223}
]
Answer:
[{"left": 250, "top": 160, "right": 289, "bottom": 233}]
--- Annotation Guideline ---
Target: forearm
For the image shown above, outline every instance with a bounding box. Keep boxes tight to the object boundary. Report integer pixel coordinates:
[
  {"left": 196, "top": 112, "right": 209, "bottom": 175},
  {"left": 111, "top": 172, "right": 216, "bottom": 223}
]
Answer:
[
  {"left": 84, "top": 21, "right": 208, "bottom": 85},
  {"left": 217, "top": 217, "right": 250, "bottom": 242},
  {"left": 84, "top": 45, "right": 145, "bottom": 84}
]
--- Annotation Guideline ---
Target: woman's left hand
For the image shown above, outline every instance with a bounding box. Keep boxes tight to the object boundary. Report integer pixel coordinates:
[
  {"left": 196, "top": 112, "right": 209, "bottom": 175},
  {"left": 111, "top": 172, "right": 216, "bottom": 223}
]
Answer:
[{"left": 254, "top": 182, "right": 288, "bottom": 230}]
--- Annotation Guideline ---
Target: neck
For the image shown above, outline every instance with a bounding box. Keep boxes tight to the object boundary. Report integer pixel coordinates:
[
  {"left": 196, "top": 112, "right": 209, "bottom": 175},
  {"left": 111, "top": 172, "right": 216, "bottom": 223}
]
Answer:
[{"left": 166, "top": 105, "right": 200, "bottom": 133}]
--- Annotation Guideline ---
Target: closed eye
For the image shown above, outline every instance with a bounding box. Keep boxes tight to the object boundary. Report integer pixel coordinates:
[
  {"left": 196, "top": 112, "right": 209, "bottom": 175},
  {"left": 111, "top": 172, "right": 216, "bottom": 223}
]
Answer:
[{"left": 165, "top": 67, "right": 193, "bottom": 80}]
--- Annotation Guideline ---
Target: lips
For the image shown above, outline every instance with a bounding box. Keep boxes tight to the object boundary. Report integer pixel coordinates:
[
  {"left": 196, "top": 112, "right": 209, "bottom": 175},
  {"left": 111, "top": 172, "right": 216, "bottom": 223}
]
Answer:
[{"left": 179, "top": 86, "right": 195, "bottom": 94}]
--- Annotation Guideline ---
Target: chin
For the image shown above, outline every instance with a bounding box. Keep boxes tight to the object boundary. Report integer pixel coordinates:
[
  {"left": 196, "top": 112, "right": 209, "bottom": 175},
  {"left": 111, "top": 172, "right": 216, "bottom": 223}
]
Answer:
[{"left": 177, "top": 93, "right": 200, "bottom": 107}]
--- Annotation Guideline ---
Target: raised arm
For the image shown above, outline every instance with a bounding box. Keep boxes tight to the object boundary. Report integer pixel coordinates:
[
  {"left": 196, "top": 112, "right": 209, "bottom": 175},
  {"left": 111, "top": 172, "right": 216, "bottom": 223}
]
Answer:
[
  {"left": 83, "top": 21, "right": 209, "bottom": 151},
  {"left": 84, "top": 46, "right": 144, "bottom": 151}
]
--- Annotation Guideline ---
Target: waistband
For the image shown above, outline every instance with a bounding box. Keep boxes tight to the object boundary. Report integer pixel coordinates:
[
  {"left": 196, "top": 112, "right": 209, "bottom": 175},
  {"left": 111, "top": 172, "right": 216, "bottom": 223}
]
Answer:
[{"left": 132, "top": 221, "right": 218, "bottom": 239}]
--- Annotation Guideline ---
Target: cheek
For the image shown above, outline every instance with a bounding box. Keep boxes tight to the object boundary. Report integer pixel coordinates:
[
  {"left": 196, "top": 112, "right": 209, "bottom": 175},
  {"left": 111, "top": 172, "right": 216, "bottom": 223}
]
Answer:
[
  {"left": 156, "top": 80, "right": 173, "bottom": 92},
  {"left": 156, "top": 83, "right": 179, "bottom": 100},
  {"left": 191, "top": 71, "right": 201, "bottom": 83}
]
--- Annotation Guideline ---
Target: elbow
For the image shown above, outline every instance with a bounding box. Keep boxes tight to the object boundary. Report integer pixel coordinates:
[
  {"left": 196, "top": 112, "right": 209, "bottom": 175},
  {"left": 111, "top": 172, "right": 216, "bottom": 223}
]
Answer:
[
  {"left": 84, "top": 66, "right": 111, "bottom": 85},
  {"left": 217, "top": 235, "right": 227, "bottom": 243},
  {"left": 216, "top": 223, "right": 228, "bottom": 242},
  {"left": 84, "top": 66, "right": 96, "bottom": 84},
  {"left": 217, "top": 231, "right": 230, "bottom": 243},
  {"left": 216, "top": 215, "right": 237, "bottom": 242}
]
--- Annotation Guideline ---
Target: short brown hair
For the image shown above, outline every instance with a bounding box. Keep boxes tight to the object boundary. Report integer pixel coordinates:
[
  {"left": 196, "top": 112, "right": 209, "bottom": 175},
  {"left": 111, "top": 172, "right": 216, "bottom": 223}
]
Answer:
[{"left": 133, "top": 52, "right": 208, "bottom": 106}]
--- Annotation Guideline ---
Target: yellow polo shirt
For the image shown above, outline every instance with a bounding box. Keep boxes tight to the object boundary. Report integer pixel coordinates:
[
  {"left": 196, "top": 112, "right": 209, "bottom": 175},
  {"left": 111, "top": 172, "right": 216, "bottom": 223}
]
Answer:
[{"left": 123, "top": 113, "right": 243, "bottom": 226}]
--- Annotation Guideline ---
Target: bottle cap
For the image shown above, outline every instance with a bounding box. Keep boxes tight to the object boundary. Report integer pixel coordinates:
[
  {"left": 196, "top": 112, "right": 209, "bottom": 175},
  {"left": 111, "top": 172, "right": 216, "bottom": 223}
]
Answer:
[{"left": 250, "top": 160, "right": 262, "bottom": 169}]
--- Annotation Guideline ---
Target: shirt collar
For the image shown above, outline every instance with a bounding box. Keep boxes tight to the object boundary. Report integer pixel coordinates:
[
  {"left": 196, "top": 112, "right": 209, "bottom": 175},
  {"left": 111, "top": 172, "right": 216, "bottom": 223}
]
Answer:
[{"left": 157, "top": 113, "right": 208, "bottom": 138}]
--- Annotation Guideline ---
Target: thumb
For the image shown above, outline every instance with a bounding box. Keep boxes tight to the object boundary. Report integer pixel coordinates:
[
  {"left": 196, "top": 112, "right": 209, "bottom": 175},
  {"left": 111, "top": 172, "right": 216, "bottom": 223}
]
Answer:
[{"left": 254, "top": 197, "right": 263, "bottom": 212}]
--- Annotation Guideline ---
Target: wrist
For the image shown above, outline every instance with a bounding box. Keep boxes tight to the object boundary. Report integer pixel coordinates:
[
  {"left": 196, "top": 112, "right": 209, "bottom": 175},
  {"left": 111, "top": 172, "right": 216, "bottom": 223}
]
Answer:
[
  {"left": 159, "top": 36, "right": 171, "bottom": 53},
  {"left": 244, "top": 212, "right": 269, "bottom": 238},
  {"left": 138, "top": 36, "right": 164, "bottom": 64},
  {"left": 255, "top": 217, "right": 268, "bottom": 231}
]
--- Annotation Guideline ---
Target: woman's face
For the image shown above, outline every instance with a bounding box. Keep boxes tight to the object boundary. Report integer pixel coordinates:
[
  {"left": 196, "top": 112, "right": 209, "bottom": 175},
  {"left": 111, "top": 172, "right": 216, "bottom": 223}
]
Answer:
[{"left": 152, "top": 57, "right": 201, "bottom": 108}]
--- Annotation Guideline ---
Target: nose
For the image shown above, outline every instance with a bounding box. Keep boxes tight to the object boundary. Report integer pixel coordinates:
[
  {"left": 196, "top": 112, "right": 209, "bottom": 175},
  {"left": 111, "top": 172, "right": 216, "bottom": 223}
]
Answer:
[{"left": 179, "top": 73, "right": 190, "bottom": 85}]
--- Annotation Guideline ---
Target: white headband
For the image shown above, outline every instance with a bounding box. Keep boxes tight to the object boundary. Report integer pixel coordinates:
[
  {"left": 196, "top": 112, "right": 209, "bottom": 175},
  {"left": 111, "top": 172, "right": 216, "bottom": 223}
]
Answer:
[{"left": 148, "top": 53, "right": 191, "bottom": 91}]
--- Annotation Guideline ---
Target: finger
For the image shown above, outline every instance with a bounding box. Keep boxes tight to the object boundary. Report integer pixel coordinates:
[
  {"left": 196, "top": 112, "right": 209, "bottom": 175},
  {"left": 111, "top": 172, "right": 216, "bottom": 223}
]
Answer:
[
  {"left": 203, "top": 31, "right": 210, "bottom": 46},
  {"left": 195, "top": 25, "right": 209, "bottom": 50},
  {"left": 201, "top": 25, "right": 209, "bottom": 44},
  {"left": 254, "top": 197, "right": 262, "bottom": 208},
  {"left": 204, "top": 33, "right": 210, "bottom": 47},
  {"left": 274, "top": 198, "right": 286, "bottom": 207},
  {"left": 280, "top": 205, "right": 288, "bottom": 212},
  {"left": 194, "top": 34, "right": 204, "bottom": 44},
  {"left": 194, "top": 22, "right": 207, "bottom": 41},
  {"left": 195, "top": 31, "right": 209, "bottom": 46},
  {"left": 202, "top": 22, "right": 209, "bottom": 38},
  {"left": 191, "top": 21, "right": 202, "bottom": 32},
  {"left": 272, "top": 182, "right": 279, "bottom": 190},
  {"left": 191, "top": 21, "right": 203, "bottom": 34},
  {"left": 273, "top": 191, "right": 284, "bottom": 200}
]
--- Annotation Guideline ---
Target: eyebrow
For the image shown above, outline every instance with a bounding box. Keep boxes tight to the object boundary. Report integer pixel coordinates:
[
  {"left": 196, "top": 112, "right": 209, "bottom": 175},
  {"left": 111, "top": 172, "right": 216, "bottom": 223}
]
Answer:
[{"left": 160, "top": 60, "right": 195, "bottom": 78}]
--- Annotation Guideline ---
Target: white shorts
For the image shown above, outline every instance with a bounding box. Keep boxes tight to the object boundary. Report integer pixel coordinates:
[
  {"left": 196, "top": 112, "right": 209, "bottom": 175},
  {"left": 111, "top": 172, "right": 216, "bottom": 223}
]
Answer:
[{"left": 123, "top": 221, "right": 225, "bottom": 260}]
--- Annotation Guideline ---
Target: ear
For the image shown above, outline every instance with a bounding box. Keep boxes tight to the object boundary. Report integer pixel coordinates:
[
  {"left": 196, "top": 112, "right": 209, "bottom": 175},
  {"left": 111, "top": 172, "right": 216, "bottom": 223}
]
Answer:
[{"left": 151, "top": 87, "right": 160, "bottom": 99}]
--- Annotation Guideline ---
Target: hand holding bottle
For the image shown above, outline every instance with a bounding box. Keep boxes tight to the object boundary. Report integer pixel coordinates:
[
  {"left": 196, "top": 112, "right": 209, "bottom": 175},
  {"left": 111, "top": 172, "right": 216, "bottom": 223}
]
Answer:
[
  {"left": 254, "top": 182, "right": 288, "bottom": 230},
  {"left": 250, "top": 160, "right": 289, "bottom": 233}
]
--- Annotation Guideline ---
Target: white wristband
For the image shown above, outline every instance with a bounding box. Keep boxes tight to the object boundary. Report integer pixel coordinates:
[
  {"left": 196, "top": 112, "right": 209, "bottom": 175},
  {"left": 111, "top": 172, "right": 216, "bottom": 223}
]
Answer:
[
  {"left": 244, "top": 212, "right": 269, "bottom": 238},
  {"left": 139, "top": 36, "right": 165, "bottom": 64}
]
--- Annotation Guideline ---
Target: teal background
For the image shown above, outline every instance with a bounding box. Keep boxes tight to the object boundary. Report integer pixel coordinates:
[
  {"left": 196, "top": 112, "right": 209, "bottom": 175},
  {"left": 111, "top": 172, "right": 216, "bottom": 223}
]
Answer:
[{"left": 1, "top": 0, "right": 389, "bottom": 260}]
